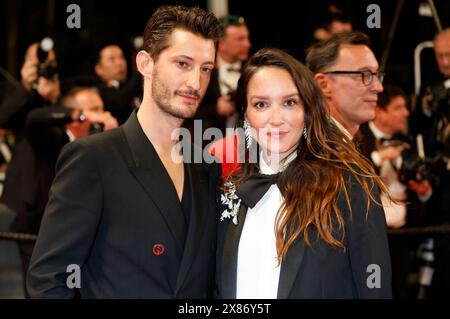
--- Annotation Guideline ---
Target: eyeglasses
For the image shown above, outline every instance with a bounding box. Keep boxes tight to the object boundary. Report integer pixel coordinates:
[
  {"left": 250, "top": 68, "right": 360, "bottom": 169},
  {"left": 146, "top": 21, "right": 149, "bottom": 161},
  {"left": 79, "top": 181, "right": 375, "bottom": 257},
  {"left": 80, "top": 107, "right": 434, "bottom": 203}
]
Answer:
[
  {"left": 220, "top": 15, "right": 245, "bottom": 27},
  {"left": 322, "top": 70, "right": 385, "bottom": 86}
]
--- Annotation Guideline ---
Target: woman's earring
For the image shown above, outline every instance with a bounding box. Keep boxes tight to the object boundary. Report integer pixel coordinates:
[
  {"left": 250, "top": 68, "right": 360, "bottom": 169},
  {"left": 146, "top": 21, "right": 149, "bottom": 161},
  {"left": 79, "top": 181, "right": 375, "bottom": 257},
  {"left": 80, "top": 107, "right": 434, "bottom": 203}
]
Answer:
[
  {"left": 243, "top": 120, "right": 252, "bottom": 149},
  {"left": 303, "top": 125, "right": 307, "bottom": 139}
]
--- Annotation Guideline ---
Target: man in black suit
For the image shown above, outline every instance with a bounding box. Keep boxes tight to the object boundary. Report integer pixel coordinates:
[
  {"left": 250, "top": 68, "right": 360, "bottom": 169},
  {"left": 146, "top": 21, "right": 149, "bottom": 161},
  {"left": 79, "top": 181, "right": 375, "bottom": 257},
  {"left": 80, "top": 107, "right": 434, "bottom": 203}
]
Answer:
[
  {"left": 94, "top": 43, "right": 142, "bottom": 125},
  {"left": 359, "top": 85, "right": 433, "bottom": 228},
  {"left": 27, "top": 5, "right": 223, "bottom": 298},
  {"left": 190, "top": 15, "right": 251, "bottom": 135}
]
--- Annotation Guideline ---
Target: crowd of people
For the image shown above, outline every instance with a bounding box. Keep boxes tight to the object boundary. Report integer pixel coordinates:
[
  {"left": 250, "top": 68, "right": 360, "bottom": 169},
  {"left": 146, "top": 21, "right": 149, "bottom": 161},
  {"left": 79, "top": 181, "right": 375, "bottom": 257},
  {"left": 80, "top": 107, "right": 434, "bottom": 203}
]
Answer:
[{"left": 0, "top": 4, "right": 449, "bottom": 299}]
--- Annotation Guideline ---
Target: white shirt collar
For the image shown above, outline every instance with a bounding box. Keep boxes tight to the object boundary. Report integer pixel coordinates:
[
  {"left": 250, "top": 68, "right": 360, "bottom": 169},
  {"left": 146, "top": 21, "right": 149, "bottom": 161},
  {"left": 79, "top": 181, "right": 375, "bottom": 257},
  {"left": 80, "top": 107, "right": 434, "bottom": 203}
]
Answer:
[
  {"left": 66, "top": 128, "right": 76, "bottom": 142},
  {"left": 217, "top": 55, "right": 241, "bottom": 72},
  {"left": 368, "top": 121, "right": 392, "bottom": 140},
  {"left": 331, "top": 117, "right": 353, "bottom": 140},
  {"left": 259, "top": 150, "right": 298, "bottom": 175}
]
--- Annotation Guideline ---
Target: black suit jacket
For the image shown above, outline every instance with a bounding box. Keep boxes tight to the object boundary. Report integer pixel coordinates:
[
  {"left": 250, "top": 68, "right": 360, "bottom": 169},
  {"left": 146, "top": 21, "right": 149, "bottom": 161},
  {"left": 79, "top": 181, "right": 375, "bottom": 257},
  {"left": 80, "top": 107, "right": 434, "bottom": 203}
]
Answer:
[
  {"left": 215, "top": 175, "right": 392, "bottom": 299},
  {"left": 27, "top": 111, "right": 221, "bottom": 298}
]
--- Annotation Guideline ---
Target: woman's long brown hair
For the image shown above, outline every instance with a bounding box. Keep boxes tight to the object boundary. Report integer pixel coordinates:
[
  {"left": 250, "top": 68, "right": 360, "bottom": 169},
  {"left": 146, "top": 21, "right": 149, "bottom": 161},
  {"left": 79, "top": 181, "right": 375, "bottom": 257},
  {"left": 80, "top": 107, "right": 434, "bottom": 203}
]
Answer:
[{"left": 228, "top": 48, "right": 388, "bottom": 262}]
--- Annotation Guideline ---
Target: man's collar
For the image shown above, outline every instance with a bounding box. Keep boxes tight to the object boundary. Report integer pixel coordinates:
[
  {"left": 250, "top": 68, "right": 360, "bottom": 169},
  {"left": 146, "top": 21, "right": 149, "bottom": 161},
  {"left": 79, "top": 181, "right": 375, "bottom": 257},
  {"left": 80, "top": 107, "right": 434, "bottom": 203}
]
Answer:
[
  {"left": 368, "top": 121, "right": 392, "bottom": 140},
  {"left": 217, "top": 55, "right": 241, "bottom": 70},
  {"left": 330, "top": 117, "right": 353, "bottom": 140}
]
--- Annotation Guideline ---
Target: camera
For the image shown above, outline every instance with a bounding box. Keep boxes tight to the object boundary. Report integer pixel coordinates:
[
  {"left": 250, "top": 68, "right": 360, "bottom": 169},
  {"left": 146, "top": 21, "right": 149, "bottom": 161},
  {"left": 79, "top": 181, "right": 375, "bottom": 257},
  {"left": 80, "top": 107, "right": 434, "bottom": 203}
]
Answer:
[
  {"left": 37, "top": 62, "right": 58, "bottom": 80},
  {"left": 36, "top": 37, "right": 58, "bottom": 80},
  {"left": 89, "top": 123, "right": 104, "bottom": 135},
  {"left": 399, "top": 145, "right": 436, "bottom": 185}
]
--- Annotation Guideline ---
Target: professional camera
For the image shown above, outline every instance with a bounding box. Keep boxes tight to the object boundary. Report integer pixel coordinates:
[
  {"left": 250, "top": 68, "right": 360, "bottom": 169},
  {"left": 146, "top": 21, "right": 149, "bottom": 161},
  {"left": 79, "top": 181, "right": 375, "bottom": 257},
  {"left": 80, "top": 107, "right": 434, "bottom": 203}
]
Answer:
[
  {"left": 89, "top": 123, "right": 104, "bottom": 135},
  {"left": 427, "top": 84, "right": 450, "bottom": 114},
  {"left": 398, "top": 144, "right": 437, "bottom": 185},
  {"left": 36, "top": 37, "right": 58, "bottom": 80}
]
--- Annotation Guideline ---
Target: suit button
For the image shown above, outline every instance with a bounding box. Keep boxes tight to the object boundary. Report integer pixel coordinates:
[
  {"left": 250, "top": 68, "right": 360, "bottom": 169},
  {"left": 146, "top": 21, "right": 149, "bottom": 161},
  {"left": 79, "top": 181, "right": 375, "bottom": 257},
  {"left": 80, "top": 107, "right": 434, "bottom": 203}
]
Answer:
[{"left": 152, "top": 243, "right": 165, "bottom": 256}]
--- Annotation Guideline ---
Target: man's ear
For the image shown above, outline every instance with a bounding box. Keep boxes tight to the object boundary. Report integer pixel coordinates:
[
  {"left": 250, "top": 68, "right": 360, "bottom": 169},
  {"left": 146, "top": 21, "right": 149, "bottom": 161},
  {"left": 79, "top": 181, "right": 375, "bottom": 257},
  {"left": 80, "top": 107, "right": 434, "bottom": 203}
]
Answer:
[
  {"left": 136, "top": 50, "right": 154, "bottom": 78},
  {"left": 314, "top": 73, "right": 332, "bottom": 98},
  {"left": 94, "top": 63, "right": 102, "bottom": 78}
]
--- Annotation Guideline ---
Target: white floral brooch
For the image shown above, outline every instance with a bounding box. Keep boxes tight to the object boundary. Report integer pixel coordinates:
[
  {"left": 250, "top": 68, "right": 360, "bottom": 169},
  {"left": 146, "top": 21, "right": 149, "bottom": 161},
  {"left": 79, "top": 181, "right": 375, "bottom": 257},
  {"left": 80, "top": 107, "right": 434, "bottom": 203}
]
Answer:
[{"left": 220, "top": 180, "right": 241, "bottom": 225}]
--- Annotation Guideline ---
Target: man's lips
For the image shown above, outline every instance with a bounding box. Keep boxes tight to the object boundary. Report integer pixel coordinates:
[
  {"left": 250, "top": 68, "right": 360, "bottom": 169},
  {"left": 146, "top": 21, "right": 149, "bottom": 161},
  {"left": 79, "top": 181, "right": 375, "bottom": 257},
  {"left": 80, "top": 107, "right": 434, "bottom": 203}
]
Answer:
[{"left": 178, "top": 93, "right": 199, "bottom": 101}]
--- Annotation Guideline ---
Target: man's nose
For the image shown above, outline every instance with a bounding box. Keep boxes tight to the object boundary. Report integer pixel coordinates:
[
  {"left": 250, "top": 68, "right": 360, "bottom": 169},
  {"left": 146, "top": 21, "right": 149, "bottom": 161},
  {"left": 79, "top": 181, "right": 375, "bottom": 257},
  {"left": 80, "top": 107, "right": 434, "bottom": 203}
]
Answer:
[
  {"left": 371, "top": 75, "right": 383, "bottom": 93},
  {"left": 186, "top": 68, "right": 201, "bottom": 91}
]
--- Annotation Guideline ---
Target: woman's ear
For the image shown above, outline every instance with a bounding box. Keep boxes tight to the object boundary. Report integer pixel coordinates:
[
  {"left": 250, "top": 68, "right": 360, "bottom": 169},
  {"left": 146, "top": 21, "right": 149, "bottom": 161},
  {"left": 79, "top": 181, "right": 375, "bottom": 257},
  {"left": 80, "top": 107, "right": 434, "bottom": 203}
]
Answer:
[{"left": 136, "top": 50, "right": 154, "bottom": 78}]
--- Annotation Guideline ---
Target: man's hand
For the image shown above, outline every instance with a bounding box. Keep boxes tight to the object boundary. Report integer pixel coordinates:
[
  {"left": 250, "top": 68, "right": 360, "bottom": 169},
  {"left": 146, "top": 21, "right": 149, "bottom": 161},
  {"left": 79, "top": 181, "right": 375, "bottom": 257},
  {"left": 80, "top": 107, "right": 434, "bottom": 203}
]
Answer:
[
  {"left": 378, "top": 145, "right": 405, "bottom": 162},
  {"left": 217, "top": 95, "right": 236, "bottom": 117},
  {"left": 20, "top": 60, "right": 38, "bottom": 90},
  {"left": 36, "top": 77, "right": 60, "bottom": 104},
  {"left": 408, "top": 179, "right": 432, "bottom": 198}
]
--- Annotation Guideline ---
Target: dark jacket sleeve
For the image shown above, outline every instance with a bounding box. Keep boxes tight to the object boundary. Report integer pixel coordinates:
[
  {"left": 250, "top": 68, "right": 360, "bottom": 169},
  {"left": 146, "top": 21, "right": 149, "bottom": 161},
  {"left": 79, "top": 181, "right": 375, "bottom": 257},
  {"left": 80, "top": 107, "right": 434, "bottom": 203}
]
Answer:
[
  {"left": 26, "top": 106, "right": 72, "bottom": 154},
  {"left": 0, "top": 86, "right": 43, "bottom": 132},
  {"left": 97, "top": 72, "right": 141, "bottom": 124},
  {"left": 345, "top": 176, "right": 393, "bottom": 298},
  {"left": 27, "top": 140, "right": 103, "bottom": 298}
]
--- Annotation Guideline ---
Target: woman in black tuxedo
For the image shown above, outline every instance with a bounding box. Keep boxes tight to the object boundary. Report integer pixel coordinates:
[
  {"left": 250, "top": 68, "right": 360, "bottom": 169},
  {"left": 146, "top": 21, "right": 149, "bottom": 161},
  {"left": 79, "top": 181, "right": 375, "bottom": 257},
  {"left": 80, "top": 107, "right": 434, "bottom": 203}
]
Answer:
[{"left": 215, "top": 48, "right": 392, "bottom": 299}]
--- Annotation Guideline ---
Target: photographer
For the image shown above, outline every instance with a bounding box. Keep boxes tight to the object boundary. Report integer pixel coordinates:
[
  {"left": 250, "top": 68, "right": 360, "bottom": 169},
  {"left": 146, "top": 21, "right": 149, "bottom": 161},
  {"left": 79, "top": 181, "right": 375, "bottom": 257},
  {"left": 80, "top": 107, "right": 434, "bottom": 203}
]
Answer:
[
  {"left": 0, "top": 40, "right": 61, "bottom": 237},
  {"left": 11, "top": 87, "right": 117, "bottom": 294},
  {"left": 360, "top": 85, "right": 433, "bottom": 228},
  {"left": 359, "top": 85, "right": 435, "bottom": 299},
  {"left": 410, "top": 29, "right": 450, "bottom": 299},
  {"left": 411, "top": 29, "right": 450, "bottom": 159}
]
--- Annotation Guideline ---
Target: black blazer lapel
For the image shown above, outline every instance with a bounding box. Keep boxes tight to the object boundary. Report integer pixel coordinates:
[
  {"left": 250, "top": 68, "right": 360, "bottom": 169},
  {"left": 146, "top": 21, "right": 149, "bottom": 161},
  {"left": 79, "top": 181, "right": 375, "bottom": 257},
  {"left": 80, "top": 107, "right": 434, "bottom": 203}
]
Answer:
[
  {"left": 174, "top": 162, "right": 209, "bottom": 293},
  {"left": 122, "top": 111, "right": 186, "bottom": 255},
  {"left": 221, "top": 204, "right": 248, "bottom": 298},
  {"left": 277, "top": 235, "right": 306, "bottom": 299}
]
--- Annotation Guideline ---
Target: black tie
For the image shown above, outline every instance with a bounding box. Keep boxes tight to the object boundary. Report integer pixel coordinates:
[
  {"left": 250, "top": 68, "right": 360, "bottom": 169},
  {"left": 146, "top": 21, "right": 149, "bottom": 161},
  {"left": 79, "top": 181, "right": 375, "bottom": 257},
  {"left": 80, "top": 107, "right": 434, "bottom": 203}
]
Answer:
[{"left": 235, "top": 173, "right": 280, "bottom": 208}]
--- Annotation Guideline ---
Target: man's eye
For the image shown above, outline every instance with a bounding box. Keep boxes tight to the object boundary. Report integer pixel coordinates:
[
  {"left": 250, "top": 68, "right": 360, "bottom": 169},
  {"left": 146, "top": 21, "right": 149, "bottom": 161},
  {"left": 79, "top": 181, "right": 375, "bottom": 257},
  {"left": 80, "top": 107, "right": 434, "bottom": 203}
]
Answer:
[{"left": 177, "top": 61, "right": 189, "bottom": 68}]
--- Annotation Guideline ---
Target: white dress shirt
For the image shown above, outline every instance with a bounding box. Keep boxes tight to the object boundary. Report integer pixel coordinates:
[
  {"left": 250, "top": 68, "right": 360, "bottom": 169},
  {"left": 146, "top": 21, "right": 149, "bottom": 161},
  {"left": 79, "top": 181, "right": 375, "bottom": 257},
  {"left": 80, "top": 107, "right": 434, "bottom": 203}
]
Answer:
[{"left": 236, "top": 151, "right": 297, "bottom": 299}]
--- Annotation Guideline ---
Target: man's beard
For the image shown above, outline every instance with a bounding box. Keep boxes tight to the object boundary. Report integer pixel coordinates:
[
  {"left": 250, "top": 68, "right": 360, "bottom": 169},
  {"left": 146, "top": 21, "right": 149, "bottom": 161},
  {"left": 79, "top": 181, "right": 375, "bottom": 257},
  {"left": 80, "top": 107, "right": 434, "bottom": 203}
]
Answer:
[{"left": 151, "top": 68, "right": 201, "bottom": 120}]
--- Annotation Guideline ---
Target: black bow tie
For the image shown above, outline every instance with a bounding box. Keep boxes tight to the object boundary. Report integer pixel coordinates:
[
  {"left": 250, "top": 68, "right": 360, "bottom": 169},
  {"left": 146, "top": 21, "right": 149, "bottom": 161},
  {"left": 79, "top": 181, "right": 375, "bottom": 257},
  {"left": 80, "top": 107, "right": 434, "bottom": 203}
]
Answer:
[
  {"left": 235, "top": 173, "right": 280, "bottom": 208},
  {"left": 227, "top": 66, "right": 240, "bottom": 73}
]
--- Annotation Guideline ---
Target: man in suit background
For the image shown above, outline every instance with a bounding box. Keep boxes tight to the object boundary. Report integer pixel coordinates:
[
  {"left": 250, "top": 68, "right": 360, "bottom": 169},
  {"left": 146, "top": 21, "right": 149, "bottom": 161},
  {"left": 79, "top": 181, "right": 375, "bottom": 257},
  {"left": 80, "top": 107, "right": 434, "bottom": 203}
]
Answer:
[
  {"left": 359, "top": 85, "right": 433, "bottom": 228},
  {"left": 94, "top": 43, "right": 142, "bottom": 125},
  {"left": 190, "top": 15, "right": 251, "bottom": 136},
  {"left": 27, "top": 5, "right": 223, "bottom": 298}
]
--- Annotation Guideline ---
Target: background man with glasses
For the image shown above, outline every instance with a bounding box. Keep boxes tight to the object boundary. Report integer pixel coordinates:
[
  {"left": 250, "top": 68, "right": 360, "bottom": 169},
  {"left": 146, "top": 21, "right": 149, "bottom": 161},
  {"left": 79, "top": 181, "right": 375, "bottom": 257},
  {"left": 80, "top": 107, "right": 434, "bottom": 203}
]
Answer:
[{"left": 306, "top": 31, "right": 384, "bottom": 139}]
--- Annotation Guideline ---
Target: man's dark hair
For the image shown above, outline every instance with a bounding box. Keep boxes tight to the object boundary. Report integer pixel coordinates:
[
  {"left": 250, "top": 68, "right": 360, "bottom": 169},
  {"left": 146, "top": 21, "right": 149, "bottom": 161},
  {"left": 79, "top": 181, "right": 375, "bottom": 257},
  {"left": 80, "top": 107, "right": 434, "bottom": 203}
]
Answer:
[
  {"left": 306, "top": 31, "right": 370, "bottom": 74},
  {"left": 142, "top": 5, "right": 223, "bottom": 60},
  {"left": 95, "top": 42, "right": 124, "bottom": 65},
  {"left": 378, "top": 85, "right": 408, "bottom": 110},
  {"left": 325, "top": 13, "right": 352, "bottom": 31},
  {"left": 219, "top": 15, "right": 246, "bottom": 36}
]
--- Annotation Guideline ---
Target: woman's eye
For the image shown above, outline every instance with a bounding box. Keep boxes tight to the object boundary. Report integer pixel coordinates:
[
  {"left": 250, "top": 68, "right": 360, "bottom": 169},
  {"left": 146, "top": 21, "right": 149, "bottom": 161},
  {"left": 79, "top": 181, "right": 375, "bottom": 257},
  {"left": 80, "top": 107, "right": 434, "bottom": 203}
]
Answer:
[
  {"left": 254, "top": 101, "right": 267, "bottom": 109},
  {"left": 284, "top": 99, "right": 298, "bottom": 106},
  {"left": 201, "top": 67, "right": 213, "bottom": 74}
]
